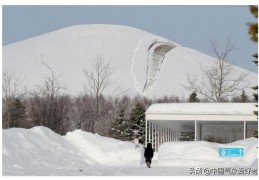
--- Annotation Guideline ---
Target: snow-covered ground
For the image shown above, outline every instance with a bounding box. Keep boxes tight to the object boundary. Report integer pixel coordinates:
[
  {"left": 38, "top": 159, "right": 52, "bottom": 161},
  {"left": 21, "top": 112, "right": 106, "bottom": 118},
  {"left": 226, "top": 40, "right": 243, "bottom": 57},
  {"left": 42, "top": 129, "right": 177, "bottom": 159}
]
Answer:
[{"left": 2, "top": 126, "right": 258, "bottom": 176}]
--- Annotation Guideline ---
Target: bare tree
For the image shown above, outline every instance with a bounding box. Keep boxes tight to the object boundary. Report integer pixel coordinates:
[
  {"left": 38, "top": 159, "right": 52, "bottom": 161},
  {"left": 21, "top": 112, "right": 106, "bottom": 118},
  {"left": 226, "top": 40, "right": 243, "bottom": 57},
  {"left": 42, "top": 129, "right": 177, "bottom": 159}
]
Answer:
[
  {"left": 2, "top": 69, "right": 26, "bottom": 128},
  {"left": 2, "top": 69, "right": 26, "bottom": 100},
  {"left": 74, "top": 94, "right": 96, "bottom": 132},
  {"left": 83, "top": 56, "right": 125, "bottom": 133},
  {"left": 37, "top": 56, "right": 66, "bottom": 97},
  {"left": 28, "top": 57, "right": 70, "bottom": 134},
  {"left": 185, "top": 39, "right": 248, "bottom": 102}
]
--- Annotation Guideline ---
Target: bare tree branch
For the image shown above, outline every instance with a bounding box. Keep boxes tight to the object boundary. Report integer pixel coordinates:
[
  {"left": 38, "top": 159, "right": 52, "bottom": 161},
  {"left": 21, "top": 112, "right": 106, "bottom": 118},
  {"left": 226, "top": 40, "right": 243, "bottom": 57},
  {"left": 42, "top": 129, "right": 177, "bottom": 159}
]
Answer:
[
  {"left": 185, "top": 39, "right": 248, "bottom": 102},
  {"left": 83, "top": 55, "right": 126, "bottom": 133},
  {"left": 2, "top": 69, "right": 27, "bottom": 128},
  {"left": 2, "top": 69, "right": 26, "bottom": 100}
]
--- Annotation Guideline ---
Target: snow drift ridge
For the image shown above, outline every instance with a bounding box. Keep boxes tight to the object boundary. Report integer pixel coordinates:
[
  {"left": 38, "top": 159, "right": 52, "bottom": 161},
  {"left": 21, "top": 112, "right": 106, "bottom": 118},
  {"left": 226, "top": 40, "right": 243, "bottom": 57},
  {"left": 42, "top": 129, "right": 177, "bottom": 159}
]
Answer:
[{"left": 2, "top": 126, "right": 143, "bottom": 175}]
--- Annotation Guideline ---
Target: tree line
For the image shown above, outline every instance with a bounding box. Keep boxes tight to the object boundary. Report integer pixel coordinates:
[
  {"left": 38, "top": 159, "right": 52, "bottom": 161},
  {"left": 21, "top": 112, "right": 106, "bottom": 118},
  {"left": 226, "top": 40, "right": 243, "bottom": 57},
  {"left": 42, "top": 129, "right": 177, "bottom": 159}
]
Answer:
[
  {"left": 2, "top": 49, "right": 255, "bottom": 144},
  {"left": 2, "top": 65, "right": 254, "bottom": 142}
]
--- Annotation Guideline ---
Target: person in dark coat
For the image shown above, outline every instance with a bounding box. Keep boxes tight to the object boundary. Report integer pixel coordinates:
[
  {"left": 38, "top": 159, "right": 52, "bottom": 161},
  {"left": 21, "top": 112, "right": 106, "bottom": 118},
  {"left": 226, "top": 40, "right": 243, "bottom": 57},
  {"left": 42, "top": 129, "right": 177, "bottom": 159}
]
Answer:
[{"left": 144, "top": 143, "right": 154, "bottom": 168}]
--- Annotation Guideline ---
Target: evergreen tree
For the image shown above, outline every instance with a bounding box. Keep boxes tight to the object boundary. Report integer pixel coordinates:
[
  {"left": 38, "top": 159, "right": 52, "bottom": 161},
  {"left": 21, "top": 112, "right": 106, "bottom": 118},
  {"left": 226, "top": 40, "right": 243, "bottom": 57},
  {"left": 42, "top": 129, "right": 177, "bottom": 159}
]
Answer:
[
  {"left": 125, "top": 103, "right": 146, "bottom": 144},
  {"left": 188, "top": 91, "right": 200, "bottom": 102},
  {"left": 111, "top": 109, "right": 128, "bottom": 140},
  {"left": 251, "top": 56, "right": 258, "bottom": 139},
  {"left": 252, "top": 53, "right": 258, "bottom": 66},
  {"left": 248, "top": 5, "right": 258, "bottom": 42},
  {"left": 240, "top": 90, "right": 249, "bottom": 102},
  {"left": 248, "top": 6, "right": 258, "bottom": 138},
  {"left": 251, "top": 54, "right": 258, "bottom": 117},
  {"left": 248, "top": 6, "right": 258, "bottom": 117},
  {"left": 232, "top": 90, "right": 250, "bottom": 102}
]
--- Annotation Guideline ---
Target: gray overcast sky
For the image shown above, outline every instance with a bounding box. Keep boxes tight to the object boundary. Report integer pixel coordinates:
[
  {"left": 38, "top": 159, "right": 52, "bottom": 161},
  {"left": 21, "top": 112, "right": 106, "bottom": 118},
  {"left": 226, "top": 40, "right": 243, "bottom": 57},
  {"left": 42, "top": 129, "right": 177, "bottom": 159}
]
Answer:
[{"left": 2, "top": 5, "right": 258, "bottom": 72}]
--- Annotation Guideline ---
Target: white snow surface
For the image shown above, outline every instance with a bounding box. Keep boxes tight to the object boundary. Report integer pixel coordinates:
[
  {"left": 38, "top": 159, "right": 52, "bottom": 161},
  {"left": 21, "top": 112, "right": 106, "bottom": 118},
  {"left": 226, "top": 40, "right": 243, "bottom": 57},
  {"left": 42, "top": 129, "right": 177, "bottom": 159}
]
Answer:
[
  {"left": 146, "top": 103, "right": 257, "bottom": 115},
  {"left": 2, "top": 126, "right": 258, "bottom": 176},
  {"left": 158, "top": 139, "right": 258, "bottom": 167},
  {"left": 2, "top": 24, "right": 257, "bottom": 98}
]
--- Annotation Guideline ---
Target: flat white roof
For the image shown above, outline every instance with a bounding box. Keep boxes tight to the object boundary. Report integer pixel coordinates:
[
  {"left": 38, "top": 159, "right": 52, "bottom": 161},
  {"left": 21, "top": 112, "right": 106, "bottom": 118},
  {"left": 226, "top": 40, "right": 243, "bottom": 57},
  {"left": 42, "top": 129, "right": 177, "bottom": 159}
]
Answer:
[{"left": 146, "top": 103, "right": 257, "bottom": 115}]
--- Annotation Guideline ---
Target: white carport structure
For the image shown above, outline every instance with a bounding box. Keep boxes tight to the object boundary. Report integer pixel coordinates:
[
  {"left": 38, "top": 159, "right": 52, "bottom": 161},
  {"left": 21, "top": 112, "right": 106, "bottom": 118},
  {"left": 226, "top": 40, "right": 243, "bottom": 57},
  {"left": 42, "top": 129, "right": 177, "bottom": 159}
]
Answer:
[{"left": 145, "top": 103, "right": 258, "bottom": 151}]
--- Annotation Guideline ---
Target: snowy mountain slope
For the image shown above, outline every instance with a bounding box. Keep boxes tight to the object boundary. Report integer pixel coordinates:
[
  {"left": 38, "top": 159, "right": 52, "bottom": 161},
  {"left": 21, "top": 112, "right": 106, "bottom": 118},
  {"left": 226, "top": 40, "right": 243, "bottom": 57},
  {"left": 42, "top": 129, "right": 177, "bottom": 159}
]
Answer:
[
  {"left": 2, "top": 126, "right": 258, "bottom": 176},
  {"left": 2, "top": 24, "right": 257, "bottom": 98}
]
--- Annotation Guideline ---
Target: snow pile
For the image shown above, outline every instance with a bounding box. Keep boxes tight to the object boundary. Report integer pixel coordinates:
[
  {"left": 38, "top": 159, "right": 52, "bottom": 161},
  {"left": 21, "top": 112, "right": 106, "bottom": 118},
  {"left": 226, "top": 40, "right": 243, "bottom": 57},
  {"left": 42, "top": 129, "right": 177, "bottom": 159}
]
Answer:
[
  {"left": 2, "top": 126, "right": 258, "bottom": 175},
  {"left": 158, "top": 138, "right": 258, "bottom": 167},
  {"left": 2, "top": 127, "right": 86, "bottom": 175},
  {"left": 2, "top": 126, "right": 143, "bottom": 175},
  {"left": 64, "top": 130, "right": 143, "bottom": 166}
]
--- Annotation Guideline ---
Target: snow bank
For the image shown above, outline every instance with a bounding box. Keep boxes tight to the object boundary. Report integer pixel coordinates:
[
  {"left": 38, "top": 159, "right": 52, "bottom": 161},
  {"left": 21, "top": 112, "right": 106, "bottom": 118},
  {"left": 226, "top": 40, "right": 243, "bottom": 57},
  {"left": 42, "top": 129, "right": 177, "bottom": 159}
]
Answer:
[
  {"left": 2, "top": 127, "right": 87, "bottom": 175},
  {"left": 2, "top": 126, "right": 143, "bottom": 175},
  {"left": 64, "top": 130, "right": 143, "bottom": 166},
  {"left": 158, "top": 138, "right": 258, "bottom": 167},
  {"left": 3, "top": 126, "right": 257, "bottom": 176}
]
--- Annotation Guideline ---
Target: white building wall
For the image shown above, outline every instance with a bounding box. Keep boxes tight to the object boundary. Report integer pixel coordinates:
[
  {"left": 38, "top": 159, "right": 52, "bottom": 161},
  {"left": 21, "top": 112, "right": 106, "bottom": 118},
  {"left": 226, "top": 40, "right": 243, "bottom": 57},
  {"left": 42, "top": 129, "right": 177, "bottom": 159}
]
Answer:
[{"left": 145, "top": 103, "right": 258, "bottom": 151}]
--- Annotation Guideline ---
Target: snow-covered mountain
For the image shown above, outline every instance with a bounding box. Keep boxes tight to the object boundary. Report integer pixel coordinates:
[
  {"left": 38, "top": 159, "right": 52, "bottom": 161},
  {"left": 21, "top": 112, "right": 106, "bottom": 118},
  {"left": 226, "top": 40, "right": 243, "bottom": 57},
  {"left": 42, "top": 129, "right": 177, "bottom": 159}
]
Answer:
[{"left": 2, "top": 24, "right": 257, "bottom": 98}]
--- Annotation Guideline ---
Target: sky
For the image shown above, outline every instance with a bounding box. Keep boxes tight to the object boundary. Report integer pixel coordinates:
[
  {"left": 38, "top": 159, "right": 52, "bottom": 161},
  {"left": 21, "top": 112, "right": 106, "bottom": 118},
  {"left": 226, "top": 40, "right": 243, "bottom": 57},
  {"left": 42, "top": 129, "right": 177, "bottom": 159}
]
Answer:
[{"left": 2, "top": 5, "right": 258, "bottom": 72}]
